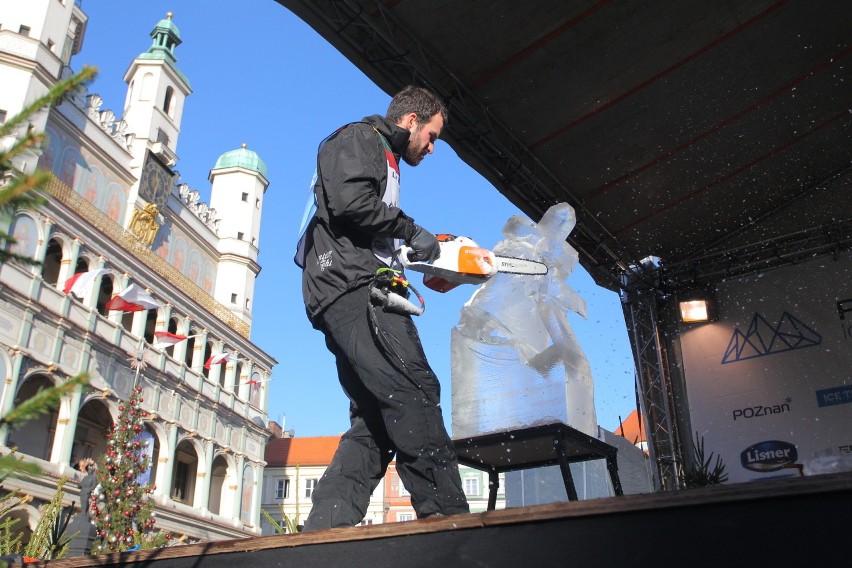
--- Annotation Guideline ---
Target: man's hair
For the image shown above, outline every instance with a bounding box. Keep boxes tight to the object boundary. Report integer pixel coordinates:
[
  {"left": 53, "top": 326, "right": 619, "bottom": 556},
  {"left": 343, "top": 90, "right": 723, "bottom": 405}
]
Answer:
[{"left": 386, "top": 85, "right": 448, "bottom": 126}]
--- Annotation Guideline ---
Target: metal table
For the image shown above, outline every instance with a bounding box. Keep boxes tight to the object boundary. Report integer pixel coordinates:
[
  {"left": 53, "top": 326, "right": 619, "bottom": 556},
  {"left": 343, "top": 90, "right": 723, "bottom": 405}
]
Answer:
[{"left": 454, "top": 422, "right": 623, "bottom": 509}]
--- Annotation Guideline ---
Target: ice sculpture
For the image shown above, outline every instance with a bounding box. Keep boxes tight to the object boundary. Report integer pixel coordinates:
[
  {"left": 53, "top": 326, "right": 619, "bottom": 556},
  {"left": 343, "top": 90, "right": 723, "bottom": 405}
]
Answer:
[{"left": 451, "top": 203, "right": 598, "bottom": 438}]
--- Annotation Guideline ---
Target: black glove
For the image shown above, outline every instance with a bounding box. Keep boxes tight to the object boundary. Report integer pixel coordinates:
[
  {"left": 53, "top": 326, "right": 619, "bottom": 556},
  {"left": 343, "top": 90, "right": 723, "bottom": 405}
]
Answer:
[{"left": 406, "top": 225, "right": 441, "bottom": 262}]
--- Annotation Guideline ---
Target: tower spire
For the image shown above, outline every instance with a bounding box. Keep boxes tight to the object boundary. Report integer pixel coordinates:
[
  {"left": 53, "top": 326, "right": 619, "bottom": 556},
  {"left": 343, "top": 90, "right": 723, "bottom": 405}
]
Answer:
[{"left": 145, "top": 11, "right": 182, "bottom": 64}]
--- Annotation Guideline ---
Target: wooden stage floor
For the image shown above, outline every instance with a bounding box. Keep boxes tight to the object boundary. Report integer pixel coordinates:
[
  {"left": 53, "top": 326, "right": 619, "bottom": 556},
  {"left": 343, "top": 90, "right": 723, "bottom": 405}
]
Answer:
[{"left": 34, "top": 471, "right": 849, "bottom": 567}]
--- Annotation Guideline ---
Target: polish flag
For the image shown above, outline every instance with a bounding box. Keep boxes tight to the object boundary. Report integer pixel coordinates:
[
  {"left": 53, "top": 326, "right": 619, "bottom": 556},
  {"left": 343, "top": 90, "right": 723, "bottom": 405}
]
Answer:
[
  {"left": 104, "top": 283, "right": 163, "bottom": 312},
  {"left": 63, "top": 269, "right": 109, "bottom": 302},
  {"left": 243, "top": 377, "right": 271, "bottom": 386},
  {"left": 152, "top": 331, "right": 188, "bottom": 350},
  {"left": 204, "top": 353, "right": 237, "bottom": 370}
]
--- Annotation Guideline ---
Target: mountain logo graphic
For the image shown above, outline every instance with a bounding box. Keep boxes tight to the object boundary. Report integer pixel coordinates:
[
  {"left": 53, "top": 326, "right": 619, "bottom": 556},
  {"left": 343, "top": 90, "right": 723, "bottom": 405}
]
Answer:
[{"left": 721, "top": 311, "right": 821, "bottom": 364}]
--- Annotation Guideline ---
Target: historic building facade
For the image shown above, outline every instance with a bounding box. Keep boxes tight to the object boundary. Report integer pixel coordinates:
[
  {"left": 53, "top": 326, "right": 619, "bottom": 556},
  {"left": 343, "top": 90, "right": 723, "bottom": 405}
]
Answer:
[{"left": 0, "top": 2, "right": 275, "bottom": 542}]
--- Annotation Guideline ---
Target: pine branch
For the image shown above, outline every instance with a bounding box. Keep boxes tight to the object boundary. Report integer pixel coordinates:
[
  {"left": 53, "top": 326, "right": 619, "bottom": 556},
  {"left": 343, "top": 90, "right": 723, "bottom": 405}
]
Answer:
[
  {"left": 0, "top": 66, "right": 96, "bottom": 139},
  {"left": 0, "top": 454, "right": 41, "bottom": 478},
  {"left": 0, "top": 375, "right": 89, "bottom": 428}
]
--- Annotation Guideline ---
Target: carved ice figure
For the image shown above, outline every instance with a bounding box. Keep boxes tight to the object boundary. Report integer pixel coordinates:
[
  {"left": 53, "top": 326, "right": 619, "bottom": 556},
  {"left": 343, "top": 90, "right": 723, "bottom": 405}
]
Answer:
[{"left": 451, "top": 203, "right": 598, "bottom": 438}]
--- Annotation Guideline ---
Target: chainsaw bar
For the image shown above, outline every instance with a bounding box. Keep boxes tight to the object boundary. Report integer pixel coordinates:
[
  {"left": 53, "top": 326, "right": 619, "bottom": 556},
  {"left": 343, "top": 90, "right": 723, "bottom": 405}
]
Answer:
[{"left": 494, "top": 255, "right": 548, "bottom": 276}]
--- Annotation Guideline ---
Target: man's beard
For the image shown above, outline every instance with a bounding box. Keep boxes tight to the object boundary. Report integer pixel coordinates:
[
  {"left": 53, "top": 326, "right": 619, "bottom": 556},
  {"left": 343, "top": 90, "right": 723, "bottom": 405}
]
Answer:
[
  {"left": 402, "top": 127, "right": 425, "bottom": 166},
  {"left": 402, "top": 145, "right": 425, "bottom": 167}
]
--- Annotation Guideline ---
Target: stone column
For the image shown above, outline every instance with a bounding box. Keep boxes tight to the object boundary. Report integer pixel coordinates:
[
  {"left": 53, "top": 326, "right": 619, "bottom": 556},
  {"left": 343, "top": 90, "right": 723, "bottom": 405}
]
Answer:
[
  {"left": 53, "top": 384, "right": 85, "bottom": 467},
  {"left": 194, "top": 439, "right": 215, "bottom": 510},
  {"left": 233, "top": 453, "right": 245, "bottom": 520},
  {"left": 191, "top": 330, "right": 209, "bottom": 375},
  {"left": 0, "top": 349, "right": 25, "bottom": 445},
  {"left": 86, "top": 256, "right": 107, "bottom": 310},
  {"left": 250, "top": 461, "right": 262, "bottom": 529},
  {"left": 172, "top": 316, "right": 191, "bottom": 365},
  {"left": 156, "top": 421, "right": 179, "bottom": 500},
  {"left": 32, "top": 217, "right": 54, "bottom": 271}
]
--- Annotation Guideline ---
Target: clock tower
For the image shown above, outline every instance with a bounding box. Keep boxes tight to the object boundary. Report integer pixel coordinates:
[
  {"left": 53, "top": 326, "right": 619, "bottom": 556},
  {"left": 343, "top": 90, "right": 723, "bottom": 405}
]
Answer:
[{"left": 122, "top": 12, "right": 191, "bottom": 230}]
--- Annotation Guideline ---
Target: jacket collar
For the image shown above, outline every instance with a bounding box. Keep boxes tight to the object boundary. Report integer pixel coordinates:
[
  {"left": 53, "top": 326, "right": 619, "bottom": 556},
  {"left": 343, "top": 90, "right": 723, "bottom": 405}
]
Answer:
[{"left": 363, "top": 114, "right": 410, "bottom": 157}]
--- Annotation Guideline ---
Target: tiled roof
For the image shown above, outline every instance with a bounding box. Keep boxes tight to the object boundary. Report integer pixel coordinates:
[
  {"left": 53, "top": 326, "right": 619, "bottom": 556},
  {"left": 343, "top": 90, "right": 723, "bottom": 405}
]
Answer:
[
  {"left": 614, "top": 409, "right": 647, "bottom": 445},
  {"left": 264, "top": 436, "right": 341, "bottom": 467}
]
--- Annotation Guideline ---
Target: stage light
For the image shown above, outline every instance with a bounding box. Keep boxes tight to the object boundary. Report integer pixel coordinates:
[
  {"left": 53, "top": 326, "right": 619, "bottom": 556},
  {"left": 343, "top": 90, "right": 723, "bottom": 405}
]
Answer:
[
  {"left": 678, "top": 289, "right": 716, "bottom": 323},
  {"left": 680, "top": 299, "right": 709, "bottom": 322}
]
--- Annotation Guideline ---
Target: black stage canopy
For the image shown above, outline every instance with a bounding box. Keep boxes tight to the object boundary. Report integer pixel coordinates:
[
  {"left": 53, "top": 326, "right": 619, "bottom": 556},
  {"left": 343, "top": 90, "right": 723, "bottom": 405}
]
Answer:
[{"left": 276, "top": 0, "right": 852, "bottom": 291}]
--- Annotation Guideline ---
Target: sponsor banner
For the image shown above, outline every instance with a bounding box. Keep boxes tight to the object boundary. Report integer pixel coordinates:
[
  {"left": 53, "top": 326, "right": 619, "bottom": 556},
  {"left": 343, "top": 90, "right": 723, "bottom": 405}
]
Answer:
[
  {"left": 815, "top": 385, "right": 852, "bottom": 408},
  {"left": 680, "top": 255, "right": 852, "bottom": 483},
  {"left": 740, "top": 440, "right": 798, "bottom": 472}
]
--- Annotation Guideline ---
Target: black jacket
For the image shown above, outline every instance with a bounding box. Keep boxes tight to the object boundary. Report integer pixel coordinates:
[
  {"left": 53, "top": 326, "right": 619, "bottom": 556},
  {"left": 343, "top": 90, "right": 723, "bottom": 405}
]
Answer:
[{"left": 301, "top": 115, "right": 418, "bottom": 319}]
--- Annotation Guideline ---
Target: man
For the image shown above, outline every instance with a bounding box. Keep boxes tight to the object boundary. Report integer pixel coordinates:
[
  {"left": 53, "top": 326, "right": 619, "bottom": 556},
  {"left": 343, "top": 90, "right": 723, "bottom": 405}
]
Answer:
[{"left": 295, "top": 85, "right": 470, "bottom": 530}]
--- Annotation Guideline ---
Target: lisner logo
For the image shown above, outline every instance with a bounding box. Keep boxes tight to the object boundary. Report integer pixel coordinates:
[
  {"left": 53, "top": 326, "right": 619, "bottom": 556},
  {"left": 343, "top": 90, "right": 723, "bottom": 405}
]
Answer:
[{"left": 740, "top": 440, "right": 798, "bottom": 472}]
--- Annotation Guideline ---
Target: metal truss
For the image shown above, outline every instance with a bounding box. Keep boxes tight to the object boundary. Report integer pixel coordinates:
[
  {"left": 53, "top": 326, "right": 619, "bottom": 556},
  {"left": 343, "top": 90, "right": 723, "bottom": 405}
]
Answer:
[
  {"left": 662, "top": 217, "right": 852, "bottom": 290},
  {"left": 621, "top": 267, "right": 682, "bottom": 491}
]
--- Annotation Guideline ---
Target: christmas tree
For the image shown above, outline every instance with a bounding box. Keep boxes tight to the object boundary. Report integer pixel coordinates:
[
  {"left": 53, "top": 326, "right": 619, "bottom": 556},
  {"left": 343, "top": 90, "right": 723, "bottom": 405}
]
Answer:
[{"left": 90, "top": 385, "right": 163, "bottom": 553}]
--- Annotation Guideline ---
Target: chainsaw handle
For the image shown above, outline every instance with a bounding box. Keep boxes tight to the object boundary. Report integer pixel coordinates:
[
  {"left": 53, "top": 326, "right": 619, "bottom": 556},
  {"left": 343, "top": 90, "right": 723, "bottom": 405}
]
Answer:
[{"left": 397, "top": 245, "right": 425, "bottom": 267}]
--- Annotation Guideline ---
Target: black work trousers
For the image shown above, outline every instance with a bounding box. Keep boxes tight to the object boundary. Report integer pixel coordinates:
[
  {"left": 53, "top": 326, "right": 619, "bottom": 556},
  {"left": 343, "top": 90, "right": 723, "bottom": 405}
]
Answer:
[{"left": 303, "top": 285, "right": 469, "bottom": 530}]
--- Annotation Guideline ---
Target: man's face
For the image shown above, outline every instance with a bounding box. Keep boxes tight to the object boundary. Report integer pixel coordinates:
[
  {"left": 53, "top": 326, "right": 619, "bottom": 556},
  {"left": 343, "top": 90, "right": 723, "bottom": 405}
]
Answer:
[{"left": 401, "top": 112, "right": 444, "bottom": 167}]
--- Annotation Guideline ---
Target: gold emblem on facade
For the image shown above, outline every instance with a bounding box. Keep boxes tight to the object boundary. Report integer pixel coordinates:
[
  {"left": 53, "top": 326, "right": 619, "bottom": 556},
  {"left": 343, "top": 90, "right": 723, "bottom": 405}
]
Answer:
[{"left": 129, "top": 202, "right": 160, "bottom": 245}]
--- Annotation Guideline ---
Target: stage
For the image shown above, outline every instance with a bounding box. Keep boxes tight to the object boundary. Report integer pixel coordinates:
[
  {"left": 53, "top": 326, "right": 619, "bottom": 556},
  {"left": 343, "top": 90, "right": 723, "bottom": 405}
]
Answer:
[{"left": 36, "top": 471, "right": 849, "bottom": 567}]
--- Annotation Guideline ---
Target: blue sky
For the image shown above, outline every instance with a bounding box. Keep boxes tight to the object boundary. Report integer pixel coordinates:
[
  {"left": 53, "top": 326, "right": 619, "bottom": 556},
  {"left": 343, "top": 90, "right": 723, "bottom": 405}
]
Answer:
[{"left": 75, "top": 1, "right": 638, "bottom": 437}]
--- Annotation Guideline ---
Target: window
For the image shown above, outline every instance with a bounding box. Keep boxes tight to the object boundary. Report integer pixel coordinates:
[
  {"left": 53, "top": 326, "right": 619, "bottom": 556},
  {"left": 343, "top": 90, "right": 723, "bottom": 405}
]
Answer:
[
  {"left": 173, "top": 461, "right": 189, "bottom": 501},
  {"left": 275, "top": 479, "right": 289, "bottom": 499},
  {"left": 230, "top": 293, "right": 237, "bottom": 304},
  {"left": 241, "top": 192, "right": 248, "bottom": 202},
  {"left": 163, "top": 86, "right": 175, "bottom": 117},
  {"left": 398, "top": 513, "right": 413, "bottom": 522},
  {"left": 0, "top": 110, "right": 6, "bottom": 124},
  {"left": 359, "top": 519, "right": 373, "bottom": 526},
  {"left": 464, "top": 477, "right": 480, "bottom": 496},
  {"left": 19, "top": 25, "right": 31, "bottom": 36},
  {"left": 237, "top": 232, "right": 244, "bottom": 240},
  {"left": 305, "top": 479, "right": 317, "bottom": 498},
  {"left": 398, "top": 483, "right": 410, "bottom": 497}
]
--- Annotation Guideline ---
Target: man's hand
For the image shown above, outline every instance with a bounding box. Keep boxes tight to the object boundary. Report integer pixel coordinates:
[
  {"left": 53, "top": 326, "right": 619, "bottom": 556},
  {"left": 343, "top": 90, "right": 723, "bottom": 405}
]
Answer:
[{"left": 406, "top": 225, "right": 441, "bottom": 262}]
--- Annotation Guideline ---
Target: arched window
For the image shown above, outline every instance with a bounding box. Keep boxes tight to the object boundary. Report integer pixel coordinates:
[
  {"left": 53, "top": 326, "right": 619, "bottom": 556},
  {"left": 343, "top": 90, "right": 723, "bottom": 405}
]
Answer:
[
  {"left": 125, "top": 80, "right": 135, "bottom": 110},
  {"left": 71, "top": 398, "right": 114, "bottom": 466},
  {"left": 163, "top": 86, "right": 175, "bottom": 118},
  {"left": 249, "top": 372, "right": 262, "bottom": 407},
  {"left": 184, "top": 333, "right": 196, "bottom": 368},
  {"left": 143, "top": 309, "right": 157, "bottom": 344},
  {"left": 233, "top": 360, "right": 244, "bottom": 390},
  {"left": 165, "top": 317, "right": 180, "bottom": 358},
  {"left": 202, "top": 341, "right": 214, "bottom": 378},
  {"left": 41, "top": 238, "right": 62, "bottom": 286},
  {"left": 9, "top": 375, "right": 58, "bottom": 460},
  {"left": 96, "top": 274, "right": 114, "bottom": 316},
  {"left": 134, "top": 426, "right": 158, "bottom": 488},
  {"left": 171, "top": 440, "right": 198, "bottom": 505},
  {"left": 208, "top": 455, "right": 232, "bottom": 517},
  {"left": 121, "top": 309, "right": 134, "bottom": 331},
  {"left": 139, "top": 72, "right": 154, "bottom": 101}
]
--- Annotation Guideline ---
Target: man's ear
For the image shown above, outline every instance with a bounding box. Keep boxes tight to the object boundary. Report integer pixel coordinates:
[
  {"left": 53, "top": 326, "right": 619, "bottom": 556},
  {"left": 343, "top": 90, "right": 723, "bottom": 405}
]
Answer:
[{"left": 401, "top": 112, "right": 418, "bottom": 131}]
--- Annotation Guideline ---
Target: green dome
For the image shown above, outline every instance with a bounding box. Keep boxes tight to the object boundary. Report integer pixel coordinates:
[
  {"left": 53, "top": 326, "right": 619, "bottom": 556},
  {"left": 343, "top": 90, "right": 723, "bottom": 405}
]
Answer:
[
  {"left": 153, "top": 16, "right": 181, "bottom": 39},
  {"left": 212, "top": 144, "right": 268, "bottom": 177}
]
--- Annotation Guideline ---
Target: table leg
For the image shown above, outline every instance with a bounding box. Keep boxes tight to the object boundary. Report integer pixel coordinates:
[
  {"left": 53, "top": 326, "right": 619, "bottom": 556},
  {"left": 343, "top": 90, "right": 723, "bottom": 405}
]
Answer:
[
  {"left": 554, "top": 437, "right": 579, "bottom": 501},
  {"left": 488, "top": 470, "right": 499, "bottom": 511}
]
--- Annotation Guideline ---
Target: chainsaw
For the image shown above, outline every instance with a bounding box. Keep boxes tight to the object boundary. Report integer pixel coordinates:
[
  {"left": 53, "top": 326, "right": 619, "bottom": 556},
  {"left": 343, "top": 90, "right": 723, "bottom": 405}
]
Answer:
[{"left": 398, "top": 234, "right": 548, "bottom": 293}]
